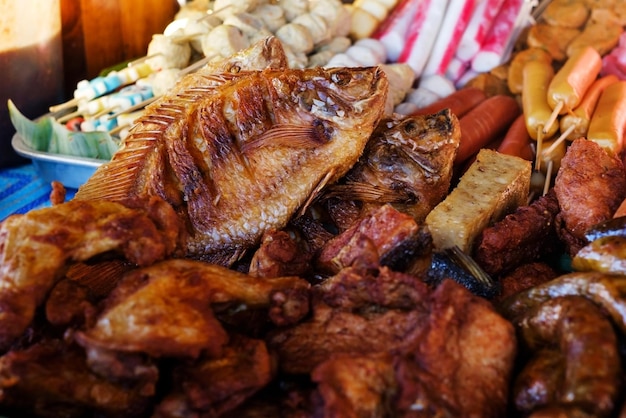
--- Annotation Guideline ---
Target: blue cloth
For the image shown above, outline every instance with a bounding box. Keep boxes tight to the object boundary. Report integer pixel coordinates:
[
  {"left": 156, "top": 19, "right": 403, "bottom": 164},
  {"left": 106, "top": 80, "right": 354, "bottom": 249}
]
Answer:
[{"left": 0, "top": 164, "right": 76, "bottom": 221}]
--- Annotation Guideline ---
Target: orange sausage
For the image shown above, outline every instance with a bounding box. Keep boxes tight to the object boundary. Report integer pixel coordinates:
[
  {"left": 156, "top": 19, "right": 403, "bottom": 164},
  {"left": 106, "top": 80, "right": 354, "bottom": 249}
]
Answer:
[
  {"left": 587, "top": 80, "right": 626, "bottom": 155},
  {"left": 455, "top": 94, "right": 521, "bottom": 164},
  {"left": 412, "top": 86, "right": 487, "bottom": 118},
  {"left": 547, "top": 45, "right": 602, "bottom": 115},
  {"left": 560, "top": 74, "right": 619, "bottom": 140},
  {"left": 497, "top": 113, "right": 534, "bottom": 161}
]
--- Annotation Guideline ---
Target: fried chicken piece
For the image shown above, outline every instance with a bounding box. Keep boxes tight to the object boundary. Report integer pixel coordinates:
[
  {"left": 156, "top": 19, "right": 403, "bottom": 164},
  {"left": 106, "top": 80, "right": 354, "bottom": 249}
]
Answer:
[
  {"left": 49, "top": 180, "right": 67, "bottom": 205},
  {"left": 395, "top": 279, "right": 516, "bottom": 417},
  {"left": 473, "top": 190, "right": 562, "bottom": 277},
  {"left": 554, "top": 138, "right": 626, "bottom": 256},
  {"left": 75, "top": 258, "right": 310, "bottom": 359},
  {"left": 512, "top": 296, "right": 621, "bottom": 417},
  {"left": 0, "top": 196, "right": 181, "bottom": 352},
  {"left": 45, "top": 278, "right": 97, "bottom": 328},
  {"left": 0, "top": 339, "right": 153, "bottom": 418},
  {"left": 154, "top": 335, "right": 274, "bottom": 417}
]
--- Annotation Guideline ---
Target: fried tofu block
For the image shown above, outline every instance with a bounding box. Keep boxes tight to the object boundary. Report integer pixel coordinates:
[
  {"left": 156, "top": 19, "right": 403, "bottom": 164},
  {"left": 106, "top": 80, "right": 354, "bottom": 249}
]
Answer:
[{"left": 425, "top": 149, "right": 531, "bottom": 253}]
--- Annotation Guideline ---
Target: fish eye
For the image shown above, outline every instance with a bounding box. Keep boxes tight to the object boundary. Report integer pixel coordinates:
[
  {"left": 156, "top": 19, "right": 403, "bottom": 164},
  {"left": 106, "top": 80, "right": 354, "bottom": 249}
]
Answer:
[
  {"left": 229, "top": 65, "right": 241, "bottom": 73},
  {"left": 331, "top": 70, "right": 352, "bottom": 86},
  {"left": 403, "top": 120, "right": 419, "bottom": 134}
]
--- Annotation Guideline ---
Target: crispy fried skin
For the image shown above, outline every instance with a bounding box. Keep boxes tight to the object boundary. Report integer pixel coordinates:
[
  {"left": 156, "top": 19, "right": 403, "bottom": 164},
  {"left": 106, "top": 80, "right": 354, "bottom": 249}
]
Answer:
[
  {"left": 495, "top": 262, "right": 559, "bottom": 304},
  {"left": 75, "top": 258, "right": 310, "bottom": 359},
  {"left": 554, "top": 138, "right": 626, "bottom": 256},
  {"left": 0, "top": 197, "right": 181, "bottom": 352}
]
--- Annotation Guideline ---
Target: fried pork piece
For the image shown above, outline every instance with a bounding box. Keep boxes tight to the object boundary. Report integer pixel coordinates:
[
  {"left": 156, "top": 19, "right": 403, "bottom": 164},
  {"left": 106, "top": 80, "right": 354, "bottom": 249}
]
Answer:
[
  {"left": 74, "top": 258, "right": 310, "bottom": 359},
  {"left": 316, "top": 204, "right": 433, "bottom": 276},
  {"left": 0, "top": 339, "right": 153, "bottom": 418},
  {"left": 305, "top": 280, "right": 517, "bottom": 418},
  {"left": 325, "top": 109, "right": 460, "bottom": 225},
  {"left": 0, "top": 196, "right": 181, "bottom": 353},
  {"left": 473, "top": 189, "right": 562, "bottom": 277},
  {"left": 154, "top": 335, "right": 274, "bottom": 417},
  {"left": 554, "top": 138, "right": 626, "bottom": 256}
]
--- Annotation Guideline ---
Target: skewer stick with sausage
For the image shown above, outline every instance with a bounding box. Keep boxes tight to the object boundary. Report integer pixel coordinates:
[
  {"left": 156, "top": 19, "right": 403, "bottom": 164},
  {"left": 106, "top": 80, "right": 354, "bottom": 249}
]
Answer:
[
  {"left": 587, "top": 80, "right": 626, "bottom": 155},
  {"left": 544, "top": 46, "right": 602, "bottom": 135},
  {"left": 521, "top": 60, "right": 558, "bottom": 171}
]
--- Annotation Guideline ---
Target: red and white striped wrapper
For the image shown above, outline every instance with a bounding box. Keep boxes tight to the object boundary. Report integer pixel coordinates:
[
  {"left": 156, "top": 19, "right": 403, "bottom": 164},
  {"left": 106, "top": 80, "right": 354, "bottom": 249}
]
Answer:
[
  {"left": 421, "top": 0, "right": 477, "bottom": 77},
  {"left": 470, "top": 0, "right": 534, "bottom": 72},
  {"left": 455, "top": 0, "right": 506, "bottom": 62},
  {"left": 397, "top": 0, "right": 449, "bottom": 78}
]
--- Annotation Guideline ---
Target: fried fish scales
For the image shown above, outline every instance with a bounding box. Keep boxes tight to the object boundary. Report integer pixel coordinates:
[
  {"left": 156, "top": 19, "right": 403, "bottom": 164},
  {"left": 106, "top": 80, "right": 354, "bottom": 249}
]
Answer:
[{"left": 76, "top": 66, "right": 388, "bottom": 264}]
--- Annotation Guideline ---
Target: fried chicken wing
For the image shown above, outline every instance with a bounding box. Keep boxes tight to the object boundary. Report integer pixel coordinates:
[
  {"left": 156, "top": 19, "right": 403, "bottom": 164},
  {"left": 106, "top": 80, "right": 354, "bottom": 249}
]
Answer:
[
  {"left": 0, "top": 197, "right": 181, "bottom": 352},
  {"left": 75, "top": 258, "right": 310, "bottom": 359}
]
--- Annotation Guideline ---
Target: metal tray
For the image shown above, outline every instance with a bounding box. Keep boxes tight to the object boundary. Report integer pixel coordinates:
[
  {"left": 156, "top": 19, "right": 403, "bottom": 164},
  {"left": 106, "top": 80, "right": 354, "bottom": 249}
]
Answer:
[{"left": 11, "top": 133, "right": 104, "bottom": 189}]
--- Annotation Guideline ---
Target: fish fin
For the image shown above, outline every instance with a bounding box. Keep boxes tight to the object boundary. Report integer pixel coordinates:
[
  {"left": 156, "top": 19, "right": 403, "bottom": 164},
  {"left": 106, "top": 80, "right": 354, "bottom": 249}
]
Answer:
[
  {"left": 297, "top": 169, "right": 336, "bottom": 218},
  {"left": 240, "top": 122, "right": 329, "bottom": 155},
  {"left": 325, "top": 181, "right": 412, "bottom": 204},
  {"left": 75, "top": 129, "right": 164, "bottom": 201}
]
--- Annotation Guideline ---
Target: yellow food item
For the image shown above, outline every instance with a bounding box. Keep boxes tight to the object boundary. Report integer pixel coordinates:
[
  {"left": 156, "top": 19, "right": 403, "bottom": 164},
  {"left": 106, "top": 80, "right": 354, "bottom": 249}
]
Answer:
[{"left": 425, "top": 149, "right": 532, "bottom": 253}]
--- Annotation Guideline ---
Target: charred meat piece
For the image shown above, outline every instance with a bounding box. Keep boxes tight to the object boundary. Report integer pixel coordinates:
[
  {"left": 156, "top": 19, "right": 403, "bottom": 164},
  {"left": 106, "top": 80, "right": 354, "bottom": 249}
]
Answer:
[
  {"left": 316, "top": 204, "right": 432, "bottom": 276},
  {"left": 494, "top": 262, "right": 559, "bottom": 304},
  {"left": 554, "top": 138, "right": 626, "bottom": 256},
  {"left": 473, "top": 189, "right": 562, "bottom": 277}
]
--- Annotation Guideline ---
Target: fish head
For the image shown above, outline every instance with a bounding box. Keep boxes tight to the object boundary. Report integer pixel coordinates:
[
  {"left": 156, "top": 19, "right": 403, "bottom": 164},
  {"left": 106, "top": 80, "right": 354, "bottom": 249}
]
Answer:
[{"left": 270, "top": 66, "right": 389, "bottom": 131}]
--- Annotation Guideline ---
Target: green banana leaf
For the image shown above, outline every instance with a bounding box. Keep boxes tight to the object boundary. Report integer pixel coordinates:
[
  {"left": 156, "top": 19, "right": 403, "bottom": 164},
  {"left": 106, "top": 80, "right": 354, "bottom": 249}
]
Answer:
[{"left": 8, "top": 99, "right": 118, "bottom": 160}]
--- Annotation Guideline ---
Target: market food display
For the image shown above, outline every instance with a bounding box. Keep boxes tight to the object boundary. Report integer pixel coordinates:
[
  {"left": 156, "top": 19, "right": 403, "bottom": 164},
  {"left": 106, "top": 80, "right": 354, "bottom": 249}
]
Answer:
[{"left": 4, "top": 0, "right": 626, "bottom": 416}]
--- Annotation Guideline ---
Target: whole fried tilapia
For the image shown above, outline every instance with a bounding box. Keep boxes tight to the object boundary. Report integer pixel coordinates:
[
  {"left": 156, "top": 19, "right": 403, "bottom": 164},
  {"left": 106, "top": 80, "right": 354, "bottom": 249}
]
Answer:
[
  {"left": 76, "top": 66, "right": 388, "bottom": 264},
  {"left": 325, "top": 109, "right": 460, "bottom": 224}
]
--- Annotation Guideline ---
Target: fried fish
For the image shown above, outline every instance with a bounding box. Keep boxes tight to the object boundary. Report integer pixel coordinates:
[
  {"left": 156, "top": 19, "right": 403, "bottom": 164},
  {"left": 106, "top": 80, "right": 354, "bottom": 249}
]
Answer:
[
  {"left": 324, "top": 109, "right": 460, "bottom": 225},
  {"left": 75, "top": 66, "right": 388, "bottom": 265}
]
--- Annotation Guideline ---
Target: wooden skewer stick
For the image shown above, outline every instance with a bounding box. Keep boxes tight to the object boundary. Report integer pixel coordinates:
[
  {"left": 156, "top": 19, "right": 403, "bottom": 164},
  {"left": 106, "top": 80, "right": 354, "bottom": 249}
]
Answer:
[
  {"left": 56, "top": 108, "right": 83, "bottom": 124},
  {"left": 49, "top": 97, "right": 81, "bottom": 113},
  {"left": 535, "top": 126, "right": 545, "bottom": 172},
  {"left": 542, "top": 100, "right": 563, "bottom": 134},
  {"left": 542, "top": 124, "right": 575, "bottom": 158},
  {"left": 108, "top": 123, "right": 130, "bottom": 136},
  {"left": 127, "top": 53, "right": 162, "bottom": 66},
  {"left": 106, "top": 96, "right": 158, "bottom": 120},
  {"left": 543, "top": 160, "right": 554, "bottom": 196}
]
